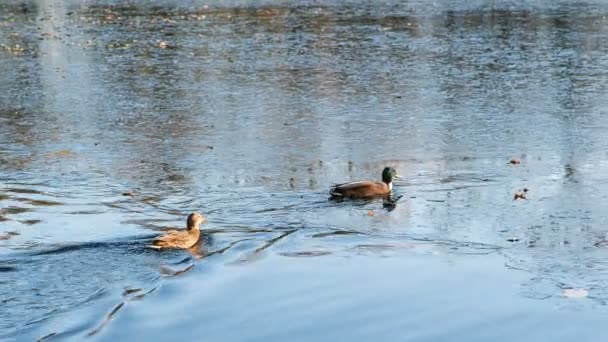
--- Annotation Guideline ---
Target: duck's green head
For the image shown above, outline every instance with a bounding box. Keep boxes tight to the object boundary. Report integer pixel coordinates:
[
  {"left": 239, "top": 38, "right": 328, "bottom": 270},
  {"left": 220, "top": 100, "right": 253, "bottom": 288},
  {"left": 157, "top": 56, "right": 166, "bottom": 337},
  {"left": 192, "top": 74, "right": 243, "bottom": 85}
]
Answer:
[{"left": 382, "top": 167, "right": 400, "bottom": 184}]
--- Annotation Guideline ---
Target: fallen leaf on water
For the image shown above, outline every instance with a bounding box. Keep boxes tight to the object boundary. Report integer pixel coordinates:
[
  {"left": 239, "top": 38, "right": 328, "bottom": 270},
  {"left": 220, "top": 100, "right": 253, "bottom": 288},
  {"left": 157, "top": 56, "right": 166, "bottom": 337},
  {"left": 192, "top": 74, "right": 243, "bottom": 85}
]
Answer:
[
  {"left": 367, "top": 210, "right": 374, "bottom": 217},
  {"left": 562, "top": 288, "right": 588, "bottom": 299},
  {"left": 158, "top": 41, "right": 168, "bottom": 49}
]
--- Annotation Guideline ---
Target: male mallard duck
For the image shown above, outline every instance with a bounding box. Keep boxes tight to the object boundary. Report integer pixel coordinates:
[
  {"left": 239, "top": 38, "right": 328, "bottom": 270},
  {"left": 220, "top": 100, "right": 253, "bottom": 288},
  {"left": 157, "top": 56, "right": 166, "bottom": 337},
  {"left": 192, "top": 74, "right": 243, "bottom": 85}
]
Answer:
[
  {"left": 150, "top": 212, "right": 206, "bottom": 249},
  {"left": 330, "top": 167, "right": 400, "bottom": 199}
]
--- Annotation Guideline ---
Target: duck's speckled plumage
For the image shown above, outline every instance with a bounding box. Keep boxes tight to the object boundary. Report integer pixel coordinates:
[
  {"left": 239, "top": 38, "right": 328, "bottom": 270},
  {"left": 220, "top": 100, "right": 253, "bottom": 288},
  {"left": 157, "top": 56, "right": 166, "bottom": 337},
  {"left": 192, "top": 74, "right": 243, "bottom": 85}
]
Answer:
[{"left": 150, "top": 212, "right": 206, "bottom": 249}]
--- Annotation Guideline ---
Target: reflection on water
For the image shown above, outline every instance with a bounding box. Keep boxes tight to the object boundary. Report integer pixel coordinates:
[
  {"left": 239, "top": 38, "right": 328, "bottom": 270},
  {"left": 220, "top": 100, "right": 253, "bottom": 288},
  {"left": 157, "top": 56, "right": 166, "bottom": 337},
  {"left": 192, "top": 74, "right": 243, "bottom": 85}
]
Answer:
[{"left": 3, "top": 0, "right": 608, "bottom": 340}]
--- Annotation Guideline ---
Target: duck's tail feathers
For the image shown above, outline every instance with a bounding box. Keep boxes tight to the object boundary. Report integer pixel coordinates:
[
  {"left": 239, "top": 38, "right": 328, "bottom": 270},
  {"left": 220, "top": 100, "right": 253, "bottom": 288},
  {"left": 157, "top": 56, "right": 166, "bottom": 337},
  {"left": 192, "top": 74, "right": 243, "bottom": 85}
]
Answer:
[{"left": 329, "top": 187, "right": 344, "bottom": 199}]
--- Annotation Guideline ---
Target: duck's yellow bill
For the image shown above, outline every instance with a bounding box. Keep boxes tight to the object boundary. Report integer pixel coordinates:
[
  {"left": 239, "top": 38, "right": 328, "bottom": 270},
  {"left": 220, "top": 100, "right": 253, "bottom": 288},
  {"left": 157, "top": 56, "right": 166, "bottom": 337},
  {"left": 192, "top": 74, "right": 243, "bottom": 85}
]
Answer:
[{"left": 394, "top": 174, "right": 402, "bottom": 179}]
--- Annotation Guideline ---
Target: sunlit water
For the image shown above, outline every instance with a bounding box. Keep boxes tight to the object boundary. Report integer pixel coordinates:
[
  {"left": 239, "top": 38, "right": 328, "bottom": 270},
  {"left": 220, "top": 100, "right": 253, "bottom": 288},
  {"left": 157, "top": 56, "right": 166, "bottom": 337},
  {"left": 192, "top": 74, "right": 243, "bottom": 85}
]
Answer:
[{"left": 2, "top": 0, "right": 608, "bottom": 340}]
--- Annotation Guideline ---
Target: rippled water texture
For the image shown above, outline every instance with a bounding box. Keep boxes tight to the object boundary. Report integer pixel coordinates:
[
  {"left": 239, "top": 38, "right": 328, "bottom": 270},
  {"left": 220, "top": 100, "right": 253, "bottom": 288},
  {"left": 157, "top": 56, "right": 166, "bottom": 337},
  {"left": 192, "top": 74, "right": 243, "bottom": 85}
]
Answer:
[{"left": 2, "top": 0, "right": 608, "bottom": 340}]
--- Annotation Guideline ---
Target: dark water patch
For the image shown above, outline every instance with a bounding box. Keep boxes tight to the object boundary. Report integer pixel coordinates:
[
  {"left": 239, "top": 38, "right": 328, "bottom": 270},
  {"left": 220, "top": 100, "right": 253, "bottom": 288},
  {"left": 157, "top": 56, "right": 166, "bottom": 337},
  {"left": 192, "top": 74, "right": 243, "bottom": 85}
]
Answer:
[
  {"left": 351, "top": 243, "right": 414, "bottom": 253},
  {"left": 122, "top": 287, "right": 143, "bottom": 297},
  {"left": 0, "top": 236, "right": 175, "bottom": 335},
  {"left": 122, "top": 218, "right": 177, "bottom": 230},
  {"left": 254, "top": 203, "right": 299, "bottom": 213},
  {"left": 131, "top": 287, "right": 157, "bottom": 300},
  {"left": 64, "top": 209, "right": 105, "bottom": 214},
  {"left": 2, "top": 297, "right": 17, "bottom": 303},
  {"left": 205, "top": 227, "right": 275, "bottom": 234},
  {"left": 28, "top": 239, "right": 157, "bottom": 256},
  {"left": 416, "top": 182, "right": 497, "bottom": 193},
  {"left": 37, "top": 332, "right": 56, "bottom": 342},
  {"left": 0, "top": 206, "right": 32, "bottom": 215},
  {"left": 159, "top": 264, "right": 194, "bottom": 277},
  {"left": 280, "top": 250, "right": 332, "bottom": 258},
  {"left": 5, "top": 188, "right": 44, "bottom": 195},
  {"left": 233, "top": 229, "right": 298, "bottom": 264},
  {"left": 14, "top": 198, "right": 63, "bottom": 206},
  {"left": 24, "top": 288, "right": 108, "bottom": 327},
  {"left": 253, "top": 229, "right": 298, "bottom": 253},
  {"left": 30, "top": 243, "right": 95, "bottom": 256},
  {"left": 33, "top": 318, "right": 101, "bottom": 342},
  {"left": 0, "top": 265, "right": 17, "bottom": 272},
  {"left": 87, "top": 302, "right": 125, "bottom": 337},
  {"left": 8, "top": 241, "right": 42, "bottom": 251},
  {"left": 19, "top": 219, "right": 42, "bottom": 225},
  {"left": 312, "top": 229, "right": 366, "bottom": 238},
  {"left": 168, "top": 255, "right": 194, "bottom": 265},
  {"left": 0, "top": 231, "right": 19, "bottom": 240},
  {"left": 206, "top": 238, "right": 253, "bottom": 257}
]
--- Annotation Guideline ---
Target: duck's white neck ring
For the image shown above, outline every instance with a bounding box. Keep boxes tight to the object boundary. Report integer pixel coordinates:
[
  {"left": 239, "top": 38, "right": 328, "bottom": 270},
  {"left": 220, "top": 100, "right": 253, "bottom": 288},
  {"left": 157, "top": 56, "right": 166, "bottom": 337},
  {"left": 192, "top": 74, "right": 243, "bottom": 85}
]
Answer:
[{"left": 388, "top": 182, "right": 393, "bottom": 191}]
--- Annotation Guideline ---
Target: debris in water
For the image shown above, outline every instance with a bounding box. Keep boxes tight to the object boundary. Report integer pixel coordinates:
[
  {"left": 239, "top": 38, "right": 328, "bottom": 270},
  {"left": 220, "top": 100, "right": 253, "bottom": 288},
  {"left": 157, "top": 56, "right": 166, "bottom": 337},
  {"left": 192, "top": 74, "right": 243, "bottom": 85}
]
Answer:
[
  {"left": 367, "top": 210, "right": 374, "bottom": 216},
  {"left": 561, "top": 288, "right": 588, "bottom": 299},
  {"left": 513, "top": 188, "right": 528, "bottom": 200},
  {"left": 509, "top": 158, "right": 521, "bottom": 165},
  {"left": 506, "top": 237, "right": 520, "bottom": 242},
  {"left": 158, "top": 41, "right": 169, "bottom": 49}
]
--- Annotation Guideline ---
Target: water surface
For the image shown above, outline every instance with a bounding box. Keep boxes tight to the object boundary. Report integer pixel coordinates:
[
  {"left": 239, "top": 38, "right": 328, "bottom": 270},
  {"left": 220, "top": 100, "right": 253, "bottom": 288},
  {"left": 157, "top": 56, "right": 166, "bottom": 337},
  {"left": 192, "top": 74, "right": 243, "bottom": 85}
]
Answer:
[{"left": 2, "top": 0, "right": 608, "bottom": 340}]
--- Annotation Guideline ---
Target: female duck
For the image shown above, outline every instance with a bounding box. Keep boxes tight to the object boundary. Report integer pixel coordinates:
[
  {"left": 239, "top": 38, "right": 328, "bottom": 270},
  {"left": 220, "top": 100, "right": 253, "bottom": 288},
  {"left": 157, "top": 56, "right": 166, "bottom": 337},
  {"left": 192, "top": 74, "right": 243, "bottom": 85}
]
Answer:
[
  {"left": 330, "top": 167, "right": 400, "bottom": 199},
  {"left": 150, "top": 212, "right": 206, "bottom": 249}
]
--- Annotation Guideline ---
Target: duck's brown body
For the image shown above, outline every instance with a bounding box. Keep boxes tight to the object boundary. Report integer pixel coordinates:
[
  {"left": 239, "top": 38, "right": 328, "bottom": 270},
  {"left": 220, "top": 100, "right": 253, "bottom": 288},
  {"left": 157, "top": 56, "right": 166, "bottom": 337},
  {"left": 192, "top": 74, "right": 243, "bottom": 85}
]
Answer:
[
  {"left": 330, "top": 181, "right": 391, "bottom": 199},
  {"left": 330, "top": 167, "right": 399, "bottom": 200},
  {"left": 150, "top": 212, "right": 205, "bottom": 249}
]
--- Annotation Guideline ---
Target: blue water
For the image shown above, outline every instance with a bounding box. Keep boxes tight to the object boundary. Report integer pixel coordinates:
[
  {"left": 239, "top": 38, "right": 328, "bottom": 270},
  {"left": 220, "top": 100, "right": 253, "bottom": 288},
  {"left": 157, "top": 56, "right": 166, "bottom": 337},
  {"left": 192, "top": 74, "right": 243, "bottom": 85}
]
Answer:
[{"left": 2, "top": 0, "right": 608, "bottom": 340}]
